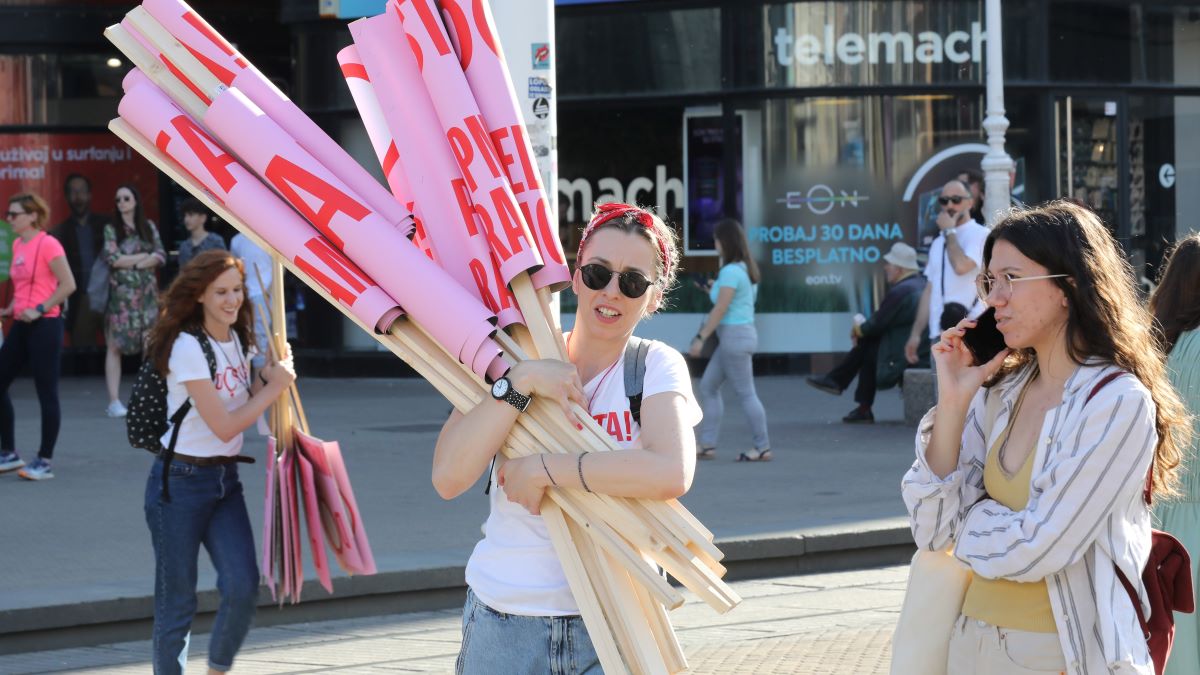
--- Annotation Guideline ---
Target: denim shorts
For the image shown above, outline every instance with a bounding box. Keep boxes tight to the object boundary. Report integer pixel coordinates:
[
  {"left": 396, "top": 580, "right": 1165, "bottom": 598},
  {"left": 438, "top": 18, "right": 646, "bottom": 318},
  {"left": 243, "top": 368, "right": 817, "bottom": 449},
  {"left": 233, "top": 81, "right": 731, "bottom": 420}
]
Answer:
[{"left": 456, "top": 588, "right": 601, "bottom": 675}]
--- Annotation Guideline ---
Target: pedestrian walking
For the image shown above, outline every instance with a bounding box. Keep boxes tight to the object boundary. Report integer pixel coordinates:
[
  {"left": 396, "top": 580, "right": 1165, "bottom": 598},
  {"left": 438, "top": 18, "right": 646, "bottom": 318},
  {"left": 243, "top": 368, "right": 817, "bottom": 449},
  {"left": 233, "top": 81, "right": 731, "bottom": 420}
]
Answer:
[
  {"left": 104, "top": 184, "right": 165, "bottom": 418},
  {"left": 902, "top": 201, "right": 1189, "bottom": 674},
  {"left": 0, "top": 193, "right": 76, "bottom": 481},
  {"left": 433, "top": 202, "right": 701, "bottom": 675},
  {"left": 229, "top": 233, "right": 271, "bottom": 369},
  {"left": 50, "top": 173, "right": 107, "bottom": 348},
  {"left": 176, "top": 198, "right": 225, "bottom": 269},
  {"left": 1149, "top": 232, "right": 1200, "bottom": 675},
  {"left": 142, "top": 250, "right": 295, "bottom": 674},
  {"left": 905, "top": 179, "right": 989, "bottom": 366},
  {"left": 806, "top": 242, "right": 928, "bottom": 423},
  {"left": 688, "top": 218, "right": 770, "bottom": 461}
]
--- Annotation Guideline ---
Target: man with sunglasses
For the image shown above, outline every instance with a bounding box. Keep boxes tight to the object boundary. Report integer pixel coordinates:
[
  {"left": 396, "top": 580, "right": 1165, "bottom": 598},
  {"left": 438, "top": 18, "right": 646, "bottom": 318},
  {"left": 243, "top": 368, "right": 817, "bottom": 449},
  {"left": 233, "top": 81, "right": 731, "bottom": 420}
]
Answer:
[{"left": 904, "top": 179, "right": 989, "bottom": 367}]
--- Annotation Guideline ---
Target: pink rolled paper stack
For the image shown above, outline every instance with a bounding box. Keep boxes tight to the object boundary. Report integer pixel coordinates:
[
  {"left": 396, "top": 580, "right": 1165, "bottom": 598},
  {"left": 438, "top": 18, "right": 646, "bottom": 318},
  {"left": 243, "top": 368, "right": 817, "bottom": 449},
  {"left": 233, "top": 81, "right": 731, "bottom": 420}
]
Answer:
[{"left": 105, "top": 0, "right": 738, "bottom": 667}]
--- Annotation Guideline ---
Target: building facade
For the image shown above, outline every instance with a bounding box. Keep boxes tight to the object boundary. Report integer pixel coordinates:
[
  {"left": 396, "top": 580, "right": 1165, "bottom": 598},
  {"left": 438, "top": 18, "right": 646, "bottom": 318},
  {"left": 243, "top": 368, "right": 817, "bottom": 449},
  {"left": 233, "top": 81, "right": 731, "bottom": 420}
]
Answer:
[{"left": 2, "top": 0, "right": 1197, "bottom": 368}]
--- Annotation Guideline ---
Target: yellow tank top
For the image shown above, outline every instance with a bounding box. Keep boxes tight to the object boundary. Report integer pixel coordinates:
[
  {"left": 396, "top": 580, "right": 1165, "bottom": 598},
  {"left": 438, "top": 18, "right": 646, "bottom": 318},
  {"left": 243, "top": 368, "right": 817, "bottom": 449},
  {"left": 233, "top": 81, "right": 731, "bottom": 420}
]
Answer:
[{"left": 960, "top": 384, "right": 1058, "bottom": 633}]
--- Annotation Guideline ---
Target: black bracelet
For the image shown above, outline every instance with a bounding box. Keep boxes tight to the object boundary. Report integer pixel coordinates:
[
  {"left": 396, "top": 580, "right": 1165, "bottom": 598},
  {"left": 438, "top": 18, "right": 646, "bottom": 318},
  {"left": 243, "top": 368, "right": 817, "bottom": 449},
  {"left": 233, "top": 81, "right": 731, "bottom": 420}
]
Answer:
[
  {"left": 540, "top": 454, "right": 558, "bottom": 488},
  {"left": 577, "top": 452, "right": 592, "bottom": 493},
  {"left": 694, "top": 333, "right": 704, "bottom": 342},
  {"left": 259, "top": 371, "right": 268, "bottom": 386}
]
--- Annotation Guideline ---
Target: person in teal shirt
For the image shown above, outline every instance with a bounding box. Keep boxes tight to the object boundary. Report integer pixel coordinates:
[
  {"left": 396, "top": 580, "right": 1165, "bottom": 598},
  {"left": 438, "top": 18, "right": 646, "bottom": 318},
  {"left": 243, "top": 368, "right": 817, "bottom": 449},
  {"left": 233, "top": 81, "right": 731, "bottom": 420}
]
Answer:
[
  {"left": 1150, "top": 232, "right": 1200, "bottom": 675},
  {"left": 689, "top": 219, "right": 770, "bottom": 461}
]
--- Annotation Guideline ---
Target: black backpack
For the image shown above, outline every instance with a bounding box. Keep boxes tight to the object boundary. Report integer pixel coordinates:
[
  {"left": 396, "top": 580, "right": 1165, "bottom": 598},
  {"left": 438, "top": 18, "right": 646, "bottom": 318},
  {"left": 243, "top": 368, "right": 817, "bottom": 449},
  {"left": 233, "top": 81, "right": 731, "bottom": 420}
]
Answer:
[{"left": 127, "top": 330, "right": 218, "bottom": 502}]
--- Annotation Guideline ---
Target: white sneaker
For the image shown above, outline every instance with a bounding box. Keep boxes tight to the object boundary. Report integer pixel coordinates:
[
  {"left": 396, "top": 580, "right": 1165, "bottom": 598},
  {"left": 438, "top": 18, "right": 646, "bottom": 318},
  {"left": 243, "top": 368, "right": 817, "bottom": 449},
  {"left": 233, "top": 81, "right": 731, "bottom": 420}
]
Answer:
[{"left": 106, "top": 400, "right": 127, "bottom": 418}]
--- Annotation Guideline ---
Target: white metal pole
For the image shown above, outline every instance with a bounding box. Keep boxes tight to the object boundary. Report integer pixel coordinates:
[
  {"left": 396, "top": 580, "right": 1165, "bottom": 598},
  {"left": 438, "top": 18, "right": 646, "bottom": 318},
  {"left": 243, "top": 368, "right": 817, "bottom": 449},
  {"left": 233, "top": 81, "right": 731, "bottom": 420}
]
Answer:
[
  {"left": 492, "top": 0, "right": 561, "bottom": 324},
  {"left": 981, "top": 0, "right": 1014, "bottom": 226}
]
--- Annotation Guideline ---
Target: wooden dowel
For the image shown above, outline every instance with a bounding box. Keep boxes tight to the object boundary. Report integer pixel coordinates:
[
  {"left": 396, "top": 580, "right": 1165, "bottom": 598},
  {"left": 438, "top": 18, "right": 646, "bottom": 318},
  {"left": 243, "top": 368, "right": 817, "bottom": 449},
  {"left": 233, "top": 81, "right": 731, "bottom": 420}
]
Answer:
[
  {"left": 124, "top": 7, "right": 224, "bottom": 102},
  {"left": 103, "top": 23, "right": 208, "bottom": 121},
  {"left": 542, "top": 502, "right": 628, "bottom": 675},
  {"left": 631, "top": 576, "right": 688, "bottom": 675}
]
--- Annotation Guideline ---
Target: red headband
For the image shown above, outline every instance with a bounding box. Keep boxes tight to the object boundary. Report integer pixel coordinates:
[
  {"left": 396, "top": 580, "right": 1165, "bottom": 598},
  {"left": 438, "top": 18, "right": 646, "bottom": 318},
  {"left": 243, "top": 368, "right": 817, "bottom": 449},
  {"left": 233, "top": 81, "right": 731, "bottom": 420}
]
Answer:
[{"left": 576, "top": 203, "right": 672, "bottom": 282}]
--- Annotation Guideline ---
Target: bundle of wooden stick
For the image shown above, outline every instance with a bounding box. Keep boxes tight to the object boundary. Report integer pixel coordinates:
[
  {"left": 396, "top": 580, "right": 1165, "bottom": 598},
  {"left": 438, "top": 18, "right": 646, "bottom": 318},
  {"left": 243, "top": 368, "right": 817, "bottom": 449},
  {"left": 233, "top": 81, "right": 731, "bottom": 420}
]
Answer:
[{"left": 105, "top": 4, "right": 740, "bottom": 672}]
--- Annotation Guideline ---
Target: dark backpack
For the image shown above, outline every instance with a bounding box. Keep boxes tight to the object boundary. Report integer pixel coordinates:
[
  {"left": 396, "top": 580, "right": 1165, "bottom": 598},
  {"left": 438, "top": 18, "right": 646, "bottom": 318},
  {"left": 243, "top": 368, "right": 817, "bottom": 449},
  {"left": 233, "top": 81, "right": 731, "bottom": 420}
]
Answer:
[
  {"left": 623, "top": 335, "right": 650, "bottom": 426},
  {"left": 1088, "top": 371, "right": 1195, "bottom": 675},
  {"left": 127, "top": 331, "right": 218, "bottom": 502}
]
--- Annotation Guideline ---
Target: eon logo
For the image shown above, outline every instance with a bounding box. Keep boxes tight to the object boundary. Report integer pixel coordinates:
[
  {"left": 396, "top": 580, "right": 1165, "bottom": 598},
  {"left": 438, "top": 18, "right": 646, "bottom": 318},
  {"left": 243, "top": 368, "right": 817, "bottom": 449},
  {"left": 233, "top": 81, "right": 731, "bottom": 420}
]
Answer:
[
  {"left": 558, "top": 165, "right": 683, "bottom": 222},
  {"left": 774, "top": 22, "right": 985, "bottom": 67},
  {"left": 775, "top": 185, "right": 869, "bottom": 215}
]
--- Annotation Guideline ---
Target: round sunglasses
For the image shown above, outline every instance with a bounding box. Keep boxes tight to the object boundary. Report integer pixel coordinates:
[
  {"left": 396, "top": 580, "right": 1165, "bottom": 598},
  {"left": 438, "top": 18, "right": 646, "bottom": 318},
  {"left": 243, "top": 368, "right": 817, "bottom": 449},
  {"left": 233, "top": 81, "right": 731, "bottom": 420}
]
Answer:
[
  {"left": 937, "top": 195, "right": 968, "bottom": 206},
  {"left": 578, "top": 263, "right": 658, "bottom": 299}
]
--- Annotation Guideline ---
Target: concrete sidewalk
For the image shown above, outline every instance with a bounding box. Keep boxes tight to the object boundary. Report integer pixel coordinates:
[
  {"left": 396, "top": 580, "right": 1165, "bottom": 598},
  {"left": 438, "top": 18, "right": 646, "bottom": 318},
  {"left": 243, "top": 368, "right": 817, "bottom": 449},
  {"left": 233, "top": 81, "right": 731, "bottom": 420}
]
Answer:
[
  {"left": 0, "top": 371, "right": 919, "bottom": 653},
  {"left": 0, "top": 565, "right": 909, "bottom": 674}
]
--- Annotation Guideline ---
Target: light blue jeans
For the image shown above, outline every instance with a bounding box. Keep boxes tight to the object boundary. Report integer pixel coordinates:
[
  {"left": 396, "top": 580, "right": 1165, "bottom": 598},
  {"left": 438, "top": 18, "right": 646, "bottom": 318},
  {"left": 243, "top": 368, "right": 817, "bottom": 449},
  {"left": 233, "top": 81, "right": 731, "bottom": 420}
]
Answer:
[
  {"left": 456, "top": 588, "right": 601, "bottom": 675},
  {"left": 698, "top": 323, "right": 770, "bottom": 451}
]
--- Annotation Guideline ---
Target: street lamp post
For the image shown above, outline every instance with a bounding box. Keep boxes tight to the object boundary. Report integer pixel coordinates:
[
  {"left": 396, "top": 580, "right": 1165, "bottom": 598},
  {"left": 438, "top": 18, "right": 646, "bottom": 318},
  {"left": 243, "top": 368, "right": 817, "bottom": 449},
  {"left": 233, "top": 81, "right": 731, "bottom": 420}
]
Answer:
[{"left": 981, "top": 0, "right": 1014, "bottom": 226}]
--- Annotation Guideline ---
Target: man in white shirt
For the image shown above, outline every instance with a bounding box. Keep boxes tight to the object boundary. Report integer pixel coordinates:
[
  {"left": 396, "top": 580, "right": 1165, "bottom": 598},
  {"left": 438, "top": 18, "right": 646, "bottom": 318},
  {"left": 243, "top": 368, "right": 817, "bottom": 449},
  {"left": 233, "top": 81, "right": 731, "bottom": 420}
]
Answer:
[
  {"left": 230, "top": 233, "right": 273, "bottom": 368},
  {"left": 905, "top": 180, "right": 989, "bottom": 365}
]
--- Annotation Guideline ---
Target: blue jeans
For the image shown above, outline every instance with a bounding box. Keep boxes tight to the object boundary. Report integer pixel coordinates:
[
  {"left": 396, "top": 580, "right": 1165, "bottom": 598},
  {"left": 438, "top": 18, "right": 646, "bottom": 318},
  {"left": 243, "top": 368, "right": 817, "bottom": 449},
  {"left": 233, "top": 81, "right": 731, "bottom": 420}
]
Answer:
[
  {"left": 144, "top": 459, "right": 259, "bottom": 674},
  {"left": 456, "top": 588, "right": 601, "bottom": 675},
  {"left": 698, "top": 323, "right": 770, "bottom": 451}
]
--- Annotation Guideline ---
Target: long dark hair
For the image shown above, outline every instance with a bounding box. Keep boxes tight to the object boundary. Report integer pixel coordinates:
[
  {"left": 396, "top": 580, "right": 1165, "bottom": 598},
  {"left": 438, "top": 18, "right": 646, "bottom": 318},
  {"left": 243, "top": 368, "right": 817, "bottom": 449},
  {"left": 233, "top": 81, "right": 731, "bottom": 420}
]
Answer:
[
  {"left": 113, "top": 183, "right": 154, "bottom": 245},
  {"left": 713, "top": 218, "right": 760, "bottom": 284},
  {"left": 1149, "top": 233, "right": 1200, "bottom": 353},
  {"left": 145, "top": 250, "right": 255, "bottom": 375},
  {"left": 983, "top": 201, "right": 1189, "bottom": 498}
]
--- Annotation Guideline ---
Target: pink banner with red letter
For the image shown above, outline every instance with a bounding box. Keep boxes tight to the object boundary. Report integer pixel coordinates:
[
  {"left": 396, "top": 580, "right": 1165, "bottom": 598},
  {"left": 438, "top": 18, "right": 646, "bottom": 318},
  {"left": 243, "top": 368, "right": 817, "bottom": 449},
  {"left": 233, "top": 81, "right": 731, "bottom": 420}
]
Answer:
[
  {"left": 346, "top": 17, "right": 523, "bottom": 328},
  {"left": 436, "top": 0, "right": 569, "bottom": 291}
]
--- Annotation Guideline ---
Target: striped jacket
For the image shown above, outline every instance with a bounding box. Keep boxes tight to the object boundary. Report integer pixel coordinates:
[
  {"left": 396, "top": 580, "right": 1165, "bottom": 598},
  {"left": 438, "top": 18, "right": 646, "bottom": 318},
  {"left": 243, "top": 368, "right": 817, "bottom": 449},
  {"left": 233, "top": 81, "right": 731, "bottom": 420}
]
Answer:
[{"left": 902, "top": 361, "right": 1156, "bottom": 674}]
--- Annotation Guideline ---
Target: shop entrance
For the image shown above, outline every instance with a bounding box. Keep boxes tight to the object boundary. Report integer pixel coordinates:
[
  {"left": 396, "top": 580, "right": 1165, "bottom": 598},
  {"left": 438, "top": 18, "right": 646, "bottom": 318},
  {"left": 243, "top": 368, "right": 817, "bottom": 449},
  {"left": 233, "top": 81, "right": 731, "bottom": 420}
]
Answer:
[{"left": 1053, "top": 95, "right": 1125, "bottom": 236}]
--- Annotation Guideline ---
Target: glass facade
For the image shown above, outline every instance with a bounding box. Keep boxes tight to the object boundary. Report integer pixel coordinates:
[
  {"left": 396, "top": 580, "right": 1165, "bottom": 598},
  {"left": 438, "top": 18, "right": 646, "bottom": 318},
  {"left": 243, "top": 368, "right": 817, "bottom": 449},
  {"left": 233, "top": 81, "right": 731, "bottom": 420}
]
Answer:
[{"left": 556, "top": 0, "right": 1200, "bottom": 354}]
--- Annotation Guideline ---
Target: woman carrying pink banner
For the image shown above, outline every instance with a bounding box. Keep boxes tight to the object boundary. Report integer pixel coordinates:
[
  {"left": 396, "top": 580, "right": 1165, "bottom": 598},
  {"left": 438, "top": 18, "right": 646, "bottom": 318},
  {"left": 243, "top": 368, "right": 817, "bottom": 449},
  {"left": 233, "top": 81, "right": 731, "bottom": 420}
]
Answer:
[
  {"left": 432, "top": 203, "right": 702, "bottom": 674},
  {"left": 142, "top": 250, "right": 296, "bottom": 675}
]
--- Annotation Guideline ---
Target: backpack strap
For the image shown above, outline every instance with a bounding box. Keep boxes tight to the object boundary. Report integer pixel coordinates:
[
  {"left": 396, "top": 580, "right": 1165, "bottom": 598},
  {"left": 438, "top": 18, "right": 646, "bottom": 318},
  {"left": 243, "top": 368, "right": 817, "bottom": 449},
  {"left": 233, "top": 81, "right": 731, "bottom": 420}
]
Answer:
[
  {"left": 160, "top": 331, "right": 220, "bottom": 503},
  {"left": 1084, "top": 370, "right": 1151, "bottom": 506},
  {"left": 623, "top": 336, "right": 650, "bottom": 427}
]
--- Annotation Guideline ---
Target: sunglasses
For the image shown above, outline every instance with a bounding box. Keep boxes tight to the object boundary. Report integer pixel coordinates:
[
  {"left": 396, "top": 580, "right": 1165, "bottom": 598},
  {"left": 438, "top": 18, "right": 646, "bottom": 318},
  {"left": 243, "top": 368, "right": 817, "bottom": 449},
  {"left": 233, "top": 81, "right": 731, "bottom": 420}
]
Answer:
[
  {"left": 4, "top": 210, "right": 26, "bottom": 219},
  {"left": 578, "top": 263, "right": 658, "bottom": 299},
  {"left": 937, "top": 195, "right": 967, "bottom": 206}
]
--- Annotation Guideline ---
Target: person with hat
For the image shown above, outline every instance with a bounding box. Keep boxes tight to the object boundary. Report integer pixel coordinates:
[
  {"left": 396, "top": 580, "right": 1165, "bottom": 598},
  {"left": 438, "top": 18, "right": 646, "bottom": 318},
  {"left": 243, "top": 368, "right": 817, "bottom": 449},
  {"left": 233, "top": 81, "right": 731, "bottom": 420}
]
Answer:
[{"left": 807, "top": 242, "right": 929, "bottom": 423}]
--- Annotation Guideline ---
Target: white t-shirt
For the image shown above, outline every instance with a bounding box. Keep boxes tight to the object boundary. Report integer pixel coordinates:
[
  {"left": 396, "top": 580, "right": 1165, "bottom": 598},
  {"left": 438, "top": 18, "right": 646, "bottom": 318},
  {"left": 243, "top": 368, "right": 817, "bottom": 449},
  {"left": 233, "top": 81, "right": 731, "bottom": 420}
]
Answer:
[
  {"left": 231, "top": 234, "right": 272, "bottom": 300},
  {"left": 464, "top": 337, "right": 703, "bottom": 616},
  {"left": 161, "top": 332, "right": 253, "bottom": 458},
  {"left": 924, "top": 220, "right": 989, "bottom": 339}
]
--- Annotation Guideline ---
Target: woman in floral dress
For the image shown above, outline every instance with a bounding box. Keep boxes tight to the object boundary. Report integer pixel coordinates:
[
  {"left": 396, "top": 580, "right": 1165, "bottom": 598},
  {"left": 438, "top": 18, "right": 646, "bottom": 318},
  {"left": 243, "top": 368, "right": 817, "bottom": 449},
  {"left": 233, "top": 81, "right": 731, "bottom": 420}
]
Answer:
[{"left": 103, "top": 184, "right": 164, "bottom": 417}]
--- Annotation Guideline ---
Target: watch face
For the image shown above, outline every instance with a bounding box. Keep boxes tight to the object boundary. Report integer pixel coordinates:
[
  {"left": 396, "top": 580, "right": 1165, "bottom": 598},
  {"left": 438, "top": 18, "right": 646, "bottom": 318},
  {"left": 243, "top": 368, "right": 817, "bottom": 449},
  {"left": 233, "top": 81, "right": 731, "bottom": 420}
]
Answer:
[{"left": 492, "top": 378, "right": 510, "bottom": 399}]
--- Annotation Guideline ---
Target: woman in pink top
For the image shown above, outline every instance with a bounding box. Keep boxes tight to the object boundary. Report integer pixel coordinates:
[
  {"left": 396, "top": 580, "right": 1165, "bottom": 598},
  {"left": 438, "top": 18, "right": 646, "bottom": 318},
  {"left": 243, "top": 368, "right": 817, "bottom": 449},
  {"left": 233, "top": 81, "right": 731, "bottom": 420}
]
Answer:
[{"left": 0, "top": 193, "right": 77, "bottom": 481}]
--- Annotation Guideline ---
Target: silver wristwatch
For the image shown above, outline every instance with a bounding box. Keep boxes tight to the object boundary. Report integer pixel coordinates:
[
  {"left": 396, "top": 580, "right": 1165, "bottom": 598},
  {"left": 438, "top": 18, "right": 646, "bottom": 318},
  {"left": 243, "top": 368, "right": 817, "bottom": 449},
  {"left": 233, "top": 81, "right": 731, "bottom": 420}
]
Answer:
[{"left": 491, "top": 376, "right": 531, "bottom": 412}]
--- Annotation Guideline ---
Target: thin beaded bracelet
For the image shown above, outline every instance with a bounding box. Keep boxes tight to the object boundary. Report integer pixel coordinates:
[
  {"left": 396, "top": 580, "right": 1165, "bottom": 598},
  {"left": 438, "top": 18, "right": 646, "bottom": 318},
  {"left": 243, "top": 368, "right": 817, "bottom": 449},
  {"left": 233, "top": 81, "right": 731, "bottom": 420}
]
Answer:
[
  {"left": 540, "top": 454, "right": 558, "bottom": 487},
  {"left": 577, "top": 451, "right": 593, "bottom": 493}
]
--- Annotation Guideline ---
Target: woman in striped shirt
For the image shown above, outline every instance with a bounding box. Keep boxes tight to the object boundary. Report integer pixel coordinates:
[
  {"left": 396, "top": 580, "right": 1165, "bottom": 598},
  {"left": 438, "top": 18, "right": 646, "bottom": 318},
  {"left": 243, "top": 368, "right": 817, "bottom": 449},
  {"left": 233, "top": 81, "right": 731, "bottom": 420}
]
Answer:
[{"left": 903, "top": 201, "right": 1189, "bottom": 674}]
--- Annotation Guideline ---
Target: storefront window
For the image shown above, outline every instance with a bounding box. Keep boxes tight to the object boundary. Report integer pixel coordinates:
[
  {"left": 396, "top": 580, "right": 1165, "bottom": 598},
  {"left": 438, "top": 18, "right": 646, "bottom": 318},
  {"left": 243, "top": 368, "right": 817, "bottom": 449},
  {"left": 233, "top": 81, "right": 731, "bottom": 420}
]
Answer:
[
  {"left": 556, "top": 7, "right": 721, "bottom": 97},
  {"left": 0, "top": 54, "right": 124, "bottom": 126},
  {"left": 1049, "top": 1, "right": 1200, "bottom": 85}
]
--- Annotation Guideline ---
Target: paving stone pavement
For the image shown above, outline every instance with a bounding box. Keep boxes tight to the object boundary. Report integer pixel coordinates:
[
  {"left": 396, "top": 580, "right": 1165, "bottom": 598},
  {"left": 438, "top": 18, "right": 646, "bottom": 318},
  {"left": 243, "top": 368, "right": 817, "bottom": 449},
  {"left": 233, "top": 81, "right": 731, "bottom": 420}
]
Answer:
[{"left": 0, "top": 566, "right": 906, "bottom": 674}]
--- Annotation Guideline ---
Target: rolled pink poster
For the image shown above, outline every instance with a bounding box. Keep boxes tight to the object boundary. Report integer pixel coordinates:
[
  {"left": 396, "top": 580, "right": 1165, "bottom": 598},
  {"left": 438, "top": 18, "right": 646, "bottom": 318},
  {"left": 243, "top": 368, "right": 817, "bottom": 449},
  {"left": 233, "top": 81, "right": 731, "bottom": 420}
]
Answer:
[
  {"left": 438, "top": 0, "right": 570, "bottom": 292},
  {"left": 141, "top": 0, "right": 413, "bottom": 236},
  {"left": 347, "top": 18, "right": 523, "bottom": 328},
  {"left": 334, "top": 46, "right": 436, "bottom": 263},
  {"left": 389, "top": 0, "right": 543, "bottom": 286},
  {"left": 201, "top": 86, "right": 504, "bottom": 376},
  {"left": 119, "top": 80, "right": 404, "bottom": 334}
]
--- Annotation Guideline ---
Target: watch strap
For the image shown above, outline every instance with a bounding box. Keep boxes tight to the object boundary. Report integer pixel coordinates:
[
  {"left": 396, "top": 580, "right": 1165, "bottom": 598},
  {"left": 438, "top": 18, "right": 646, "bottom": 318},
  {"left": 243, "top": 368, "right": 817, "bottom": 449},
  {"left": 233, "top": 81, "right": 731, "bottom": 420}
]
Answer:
[{"left": 504, "top": 388, "right": 532, "bottom": 412}]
